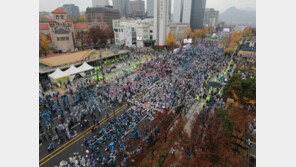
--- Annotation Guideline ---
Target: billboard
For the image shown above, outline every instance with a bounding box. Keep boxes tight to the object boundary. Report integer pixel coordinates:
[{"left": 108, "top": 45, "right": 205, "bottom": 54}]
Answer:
[
  {"left": 125, "top": 28, "right": 132, "bottom": 46},
  {"left": 223, "top": 28, "right": 230, "bottom": 32},
  {"left": 183, "top": 38, "right": 192, "bottom": 44},
  {"left": 137, "top": 36, "right": 143, "bottom": 41},
  {"left": 187, "top": 38, "right": 192, "bottom": 43}
]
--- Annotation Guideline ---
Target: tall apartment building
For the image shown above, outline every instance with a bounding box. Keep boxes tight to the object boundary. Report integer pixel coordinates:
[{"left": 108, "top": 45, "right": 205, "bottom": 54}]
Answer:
[
  {"left": 147, "top": 0, "right": 171, "bottom": 19},
  {"left": 203, "top": 8, "right": 219, "bottom": 27},
  {"left": 173, "top": 0, "right": 206, "bottom": 29},
  {"left": 190, "top": 0, "right": 206, "bottom": 29},
  {"left": 85, "top": 6, "right": 120, "bottom": 27},
  {"left": 173, "top": 0, "right": 192, "bottom": 24},
  {"left": 92, "top": 0, "right": 108, "bottom": 7},
  {"left": 147, "top": 0, "right": 154, "bottom": 17},
  {"left": 113, "top": 0, "right": 125, "bottom": 16},
  {"left": 128, "top": 0, "right": 145, "bottom": 18},
  {"left": 61, "top": 4, "right": 80, "bottom": 19},
  {"left": 154, "top": 0, "right": 168, "bottom": 46},
  {"left": 168, "top": 0, "right": 172, "bottom": 21}
]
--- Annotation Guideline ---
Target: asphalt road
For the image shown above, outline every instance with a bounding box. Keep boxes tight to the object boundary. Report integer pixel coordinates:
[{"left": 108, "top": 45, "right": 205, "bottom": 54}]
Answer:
[{"left": 39, "top": 78, "right": 158, "bottom": 167}]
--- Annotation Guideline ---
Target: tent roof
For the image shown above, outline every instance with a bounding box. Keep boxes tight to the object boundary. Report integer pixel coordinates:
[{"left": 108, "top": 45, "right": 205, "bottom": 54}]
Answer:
[
  {"left": 48, "top": 68, "right": 67, "bottom": 79},
  {"left": 64, "top": 65, "right": 79, "bottom": 76},
  {"left": 77, "top": 62, "right": 94, "bottom": 72}
]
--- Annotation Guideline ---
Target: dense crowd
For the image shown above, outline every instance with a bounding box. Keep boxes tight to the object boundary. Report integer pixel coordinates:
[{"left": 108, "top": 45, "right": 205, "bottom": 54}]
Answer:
[{"left": 39, "top": 40, "right": 236, "bottom": 167}]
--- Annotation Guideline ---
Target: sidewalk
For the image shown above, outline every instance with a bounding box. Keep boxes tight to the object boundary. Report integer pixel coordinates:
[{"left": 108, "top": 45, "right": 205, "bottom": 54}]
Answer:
[{"left": 184, "top": 98, "right": 205, "bottom": 136}]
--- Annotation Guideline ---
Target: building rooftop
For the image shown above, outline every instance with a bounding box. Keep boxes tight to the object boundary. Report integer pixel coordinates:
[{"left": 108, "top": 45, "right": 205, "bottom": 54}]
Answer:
[
  {"left": 52, "top": 8, "right": 67, "bottom": 14},
  {"left": 74, "top": 23, "right": 88, "bottom": 29},
  {"left": 39, "top": 24, "right": 49, "bottom": 30},
  {"left": 39, "top": 49, "right": 130, "bottom": 74}
]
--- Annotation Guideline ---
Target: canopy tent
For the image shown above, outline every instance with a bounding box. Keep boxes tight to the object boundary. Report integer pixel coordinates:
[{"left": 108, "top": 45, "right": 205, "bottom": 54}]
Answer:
[
  {"left": 64, "top": 65, "right": 79, "bottom": 76},
  {"left": 48, "top": 62, "right": 94, "bottom": 83},
  {"left": 76, "top": 62, "right": 94, "bottom": 72},
  {"left": 211, "top": 33, "right": 217, "bottom": 38},
  {"left": 48, "top": 68, "right": 68, "bottom": 83}
]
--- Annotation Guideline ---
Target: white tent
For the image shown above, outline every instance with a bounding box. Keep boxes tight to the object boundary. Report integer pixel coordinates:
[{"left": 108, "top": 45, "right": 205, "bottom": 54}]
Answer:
[
  {"left": 48, "top": 68, "right": 67, "bottom": 82},
  {"left": 211, "top": 33, "right": 217, "bottom": 38},
  {"left": 64, "top": 65, "right": 79, "bottom": 76},
  {"left": 76, "top": 62, "right": 94, "bottom": 72}
]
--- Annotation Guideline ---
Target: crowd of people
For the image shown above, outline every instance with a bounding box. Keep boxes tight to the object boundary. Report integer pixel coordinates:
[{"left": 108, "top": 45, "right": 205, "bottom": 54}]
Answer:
[{"left": 39, "top": 40, "right": 237, "bottom": 166}]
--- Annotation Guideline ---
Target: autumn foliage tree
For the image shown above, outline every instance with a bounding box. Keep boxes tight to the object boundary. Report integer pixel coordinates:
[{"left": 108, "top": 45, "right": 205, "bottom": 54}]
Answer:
[
  {"left": 39, "top": 32, "right": 50, "bottom": 56},
  {"left": 184, "top": 28, "right": 193, "bottom": 39},
  {"left": 193, "top": 29, "right": 203, "bottom": 38},
  {"left": 225, "top": 30, "right": 242, "bottom": 52},
  {"left": 166, "top": 30, "right": 175, "bottom": 47},
  {"left": 88, "top": 26, "right": 108, "bottom": 47},
  {"left": 106, "top": 27, "right": 115, "bottom": 44},
  {"left": 243, "top": 27, "right": 252, "bottom": 37},
  {"left": 79, "top": 14, "right": 86, "bottom": 22}
]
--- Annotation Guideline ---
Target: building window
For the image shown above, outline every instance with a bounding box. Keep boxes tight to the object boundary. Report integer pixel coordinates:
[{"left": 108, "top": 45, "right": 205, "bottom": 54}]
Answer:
[
  {"left": 150, "top": 30, "right": 153, "bottom": 33},
  {"left": 131, "top": 28, "right": 135, "bottom": 31},
  {"left": 56, "top": 15, "right": 59, "bottom": 19},
  {"left": 150, "top": 35, "right": 153, "bottom": 39},
  {"left": 61, "top": 15, "right": 64, "bottom": 19},
  {"left": 57, "top": 37, "right": 60, "bottom": 41},
  {"left": 114, "top": 28, "right": 118, "bottom": 32},
  {"left": 66, "top": 37, "right": 69, "bottom": 40}
]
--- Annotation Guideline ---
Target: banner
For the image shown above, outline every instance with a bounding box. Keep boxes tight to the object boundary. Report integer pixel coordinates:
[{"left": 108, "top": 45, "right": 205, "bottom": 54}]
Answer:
[{"left": 125, "top": 28, "right": 132, "bottom": 47}]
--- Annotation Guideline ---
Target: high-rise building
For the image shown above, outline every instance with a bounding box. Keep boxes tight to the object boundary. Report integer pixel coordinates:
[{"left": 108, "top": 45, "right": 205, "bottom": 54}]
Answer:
[
  {"left": 154, "top": 0, "right": 168, "bottom": 46},
  {"left": 113, "top": 0, "right": 125, "bottom": 16},
  {"left": 124, "top": 0, "right": 129, "bottom": 17},
  {"left": 92, "top": 0, "right": 108, "bottom": 7},
  {"left": 190, "top": 0, "right": 206, "bottom": 29},
  {"left": 182, "top": 0, "right": 192, "bottom": 23},
  {"left": 203, "top": 8, "right": 219, "bottom": 28},
  {"left": 173, "top": 0, "right": 206, "bottom": 29},
  {"left": 85, "top": 6, "right": 120, "bottom": 27},
  {"left": 168, "top": 0, "right": 172, "bottom": 21},
  {"left": 147, "top": 0, "right": 154, "bottom": 17},
  {"left": 61, "top": 4, "right": 80, "bottom": 19},
  {"left": 128, "top": 0, "right": 145, "bottom": 17},
  {"left": 172, "top": 0, "right": 191, "bottom": 23},
  {"left": 148, "top": 0, "right": 171, "bottom": 19}
]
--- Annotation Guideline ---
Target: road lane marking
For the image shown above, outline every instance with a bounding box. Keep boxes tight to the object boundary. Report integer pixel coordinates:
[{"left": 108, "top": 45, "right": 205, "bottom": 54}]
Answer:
[
  {"left": 39, "top": 103, "right": 128, "bottom": 166},
  {"left": 39, "top": 103, "right": 126, "bottom": 163},
  {"left": 40, "top": 81, "right": 148, "bottom": 164}
]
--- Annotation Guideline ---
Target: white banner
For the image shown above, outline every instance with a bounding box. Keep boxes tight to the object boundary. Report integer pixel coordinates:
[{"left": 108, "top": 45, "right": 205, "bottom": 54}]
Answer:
[{"left": 125, "top": 28, "right": 132, "bottom": 47}]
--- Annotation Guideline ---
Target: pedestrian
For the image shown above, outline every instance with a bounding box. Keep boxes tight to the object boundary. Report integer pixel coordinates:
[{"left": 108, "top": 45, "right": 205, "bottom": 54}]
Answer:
[{"left": 55, "top": 126, "right": 59, "bottom": 134}]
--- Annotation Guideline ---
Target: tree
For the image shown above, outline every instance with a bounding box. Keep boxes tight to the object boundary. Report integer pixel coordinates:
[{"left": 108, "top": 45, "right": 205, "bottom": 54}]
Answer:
[
  {"left": 106, "top": 28, "right": 115, "bottom": 44},
  {"left": 88, "top": 26, "right": 108, "bottom": 47},
  {"left": 225, "top": 30, "right": 242, "bottom": 52},
  {"left": 77, "top": 30, "right": 89, "bottom": 50},
  {"left": 203, "top": 27, "right": 209, "bottom": 35},
  {"left": 79, "top": 14, "right": 86, "bottom": 22},
  {"left": 165, "top": 30, "right": 175, "bottom": 47},
  {"left": 39, "top": 16, "right": 48, "bottom": 23},
  {"left": 39, "top": 32, "right": 50, "bottom": 56},
  {"left": 223, "top": 74, "right": 256, "bottom": 102},
  {"left": 243, "top": 27, "right": 251, "bottom": 37},
  {"left": 184, "top": 28, "right": 193, "bottom": 39},
  {"left": 193, "top": 29, "right": 203, "bottom": 38}
]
